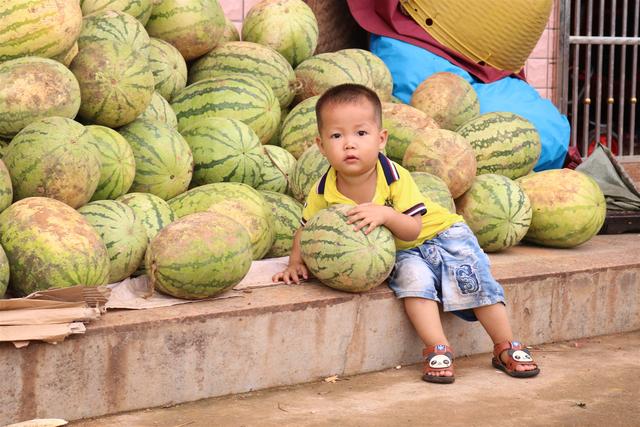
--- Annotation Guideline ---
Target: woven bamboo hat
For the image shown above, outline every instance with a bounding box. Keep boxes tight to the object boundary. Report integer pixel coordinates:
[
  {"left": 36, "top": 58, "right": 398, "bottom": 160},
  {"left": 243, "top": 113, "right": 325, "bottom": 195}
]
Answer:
[{"left": 399, "top": 0, "right": 552, "bottom": 72}]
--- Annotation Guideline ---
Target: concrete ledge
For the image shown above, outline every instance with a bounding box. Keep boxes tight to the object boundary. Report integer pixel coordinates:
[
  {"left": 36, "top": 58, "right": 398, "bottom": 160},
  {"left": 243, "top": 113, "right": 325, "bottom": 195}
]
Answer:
[{"left": 1, "top": 234, "right": 639, "bottom": 424}]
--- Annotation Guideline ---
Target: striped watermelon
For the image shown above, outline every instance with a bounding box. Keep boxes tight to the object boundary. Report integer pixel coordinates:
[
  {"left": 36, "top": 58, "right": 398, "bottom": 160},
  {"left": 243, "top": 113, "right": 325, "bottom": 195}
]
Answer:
[
  {"left": 148, "top": 37, "right": 188, "bottom": 102},
  {"left": 85, "top": 125, "right": 136, "bottom": 201},
  {"left": 280, "top": 95, "right": 319, "bottom": 159},
  {"left": 0, "top": 244, "right": 8, "bottom": 298},
  {"left": 402, "top": 129, "right": 477, "bottom": 198},
  {"left": 0, "top": 159, "right": 12, "bottom": 213},
  {"left": 189, "top": 41, "right": 296, "bottom": 108},
  {"left": 257, "top": 145, "right": 297, "bottom": 194},
  {"left": 266, "top": 106, "right": 289, "bottom": 146},
  {"left": 71, "top": 40, "right": 154, "bottom": 128},
  {"left": 517, "top": 169, "right": 606, "bottom": 248},
  {"left": 180, "top": 117, "right": 264, "bottom": 187},
  {"left": 382, "top": 102, "right": 439, "bottom": 163},
  {"left": 260, "top": 190, "right": 303, "bottom": 258},
  {"left": 242, "top": 0, "right": 318, "bottom": 67},
  {"left": 0, "top": 137, "right": 9, "bottom": 158},
  {"left": 294, "top": 52, "right": 375, "bottom": 103},
  {"left": 4, "top": 117, "right": 101, "bottom": 208},
  {"left": 455, "top": 174, "right": 532, "bottom": 252},
  {"left": 146, "top": 212, "right": 252, "bottom": 299},
  {"left": 300, "top": 204, "right": 396, "bottom": 292},
  {"left": 457, "top": 112, "right": 542, "bottom": 180},
  {"left": 0, "top": 57, "right": 81, "bottom": 139},
  {"left": 78, "top": 200, "right": 148, "bottom": 283},
  {"left": 138, "top": 91, "right": 178, "bottom": 128},
  {"left": 146, "top": 0, "right": 226, "bottom": 61},
  {"left": 118, "top": 118, "right": 193, "bottom": 200},
  {"left": 168, "top": 182, "right": 275, "bottom": 260},
  {"left": 171, "top": 74, "right": 281, "bottom": 144},
  {"left": 80, "top": 0, "right": 154, "bottom": 25},
  {"left": 220, "top": 15, "right": 240, "bottom": 43},
  {"left": 291, "top": 144, "right": 329, "bottom": 202},
  {"left": 0, "top": 197, "right": 110, "bottom": 296},
  {"left": 410, "top": 172, "right": 455, "bottom": 214},
  {"left": 51, "top": 41, "right": 79, "bottom": 67},
  {"left": 336, "top": 49, "right": 393, "bottom": 102},
  {"left": 116, "top": 191, "right": 176, "bottom": 276},
  {"left": 78, "top": 9, "right": 151, "bottom": 57},
  {"left": 410, "top": 72, "right": 480, "bottom": 131},
  {"left": 0, "top": 0, "right": 83, "bottom": 62}
]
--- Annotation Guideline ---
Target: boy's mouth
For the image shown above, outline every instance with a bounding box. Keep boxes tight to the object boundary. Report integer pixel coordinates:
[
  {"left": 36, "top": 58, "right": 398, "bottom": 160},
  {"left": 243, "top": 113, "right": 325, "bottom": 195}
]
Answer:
[{"left": 344, "top": 154, "right": 359, "bottom": 162}]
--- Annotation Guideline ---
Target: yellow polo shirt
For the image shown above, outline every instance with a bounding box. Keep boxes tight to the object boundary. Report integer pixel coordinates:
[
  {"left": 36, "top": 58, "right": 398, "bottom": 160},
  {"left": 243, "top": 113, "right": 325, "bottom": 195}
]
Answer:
[{"left": 301, "top": 153, "right": 464, "bottom": 250}]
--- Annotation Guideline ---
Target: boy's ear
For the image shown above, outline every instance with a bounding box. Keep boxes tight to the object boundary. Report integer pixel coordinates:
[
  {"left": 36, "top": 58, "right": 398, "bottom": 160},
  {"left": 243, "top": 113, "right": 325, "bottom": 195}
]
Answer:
[
  {"left": 315, "top": 135, "right": 324, "bottom": 154},
  {"left": 378, "top": 128, "right": 388, "bottom": 151}
]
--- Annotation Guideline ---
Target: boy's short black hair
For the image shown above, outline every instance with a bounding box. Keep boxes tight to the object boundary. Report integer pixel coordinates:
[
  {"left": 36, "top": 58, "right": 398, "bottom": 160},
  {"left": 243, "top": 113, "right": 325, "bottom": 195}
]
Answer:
[{"left": 315, "top": 83, "right": 383, "bottom": 132}]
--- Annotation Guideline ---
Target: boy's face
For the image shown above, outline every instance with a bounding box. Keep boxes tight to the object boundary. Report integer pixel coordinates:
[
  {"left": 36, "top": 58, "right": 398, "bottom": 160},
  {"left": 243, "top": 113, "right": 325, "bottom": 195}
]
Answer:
[{"left": 316, "top": 100, "right": 387, "bottom": 177}]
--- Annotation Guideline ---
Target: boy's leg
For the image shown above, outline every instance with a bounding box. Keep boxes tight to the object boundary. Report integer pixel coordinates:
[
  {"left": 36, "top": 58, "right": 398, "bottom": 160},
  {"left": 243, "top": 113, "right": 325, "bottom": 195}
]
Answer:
[
  {"left": 404, "top": 297, "right": 453, "bottom": 378},
  {"left": 473, "top": 303, "right": 537, "bottom": 372}
]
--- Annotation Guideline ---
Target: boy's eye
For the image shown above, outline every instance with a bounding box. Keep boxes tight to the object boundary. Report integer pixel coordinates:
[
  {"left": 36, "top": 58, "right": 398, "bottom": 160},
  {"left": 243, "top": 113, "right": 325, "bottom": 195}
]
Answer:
[
  {"left": 330, "top": 133, "right": 341, "bottom": 139},
  {"left": 357, "top": 130, "right": 368, "bottom": 136}
]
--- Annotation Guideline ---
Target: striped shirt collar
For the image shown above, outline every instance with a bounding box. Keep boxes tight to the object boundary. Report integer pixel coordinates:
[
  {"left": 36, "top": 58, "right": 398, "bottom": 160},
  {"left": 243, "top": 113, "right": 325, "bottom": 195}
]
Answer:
[{"left": 316, "top": 153, "right": 400, "bottom": 194}]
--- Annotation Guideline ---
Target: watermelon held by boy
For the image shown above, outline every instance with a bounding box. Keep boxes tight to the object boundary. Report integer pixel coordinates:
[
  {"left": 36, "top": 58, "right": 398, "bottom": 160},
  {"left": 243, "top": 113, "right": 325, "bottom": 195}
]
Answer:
[
  {"left": 457, "top": 112, "right": 541, "bottom": 180},
  {"left": 146, "top": 211, "right": 252, "bottom": 299},
  {"left": 410, "top": 72, "right": 480, "bottom": 131},
  {"left": 517, "top": 169, "right": 606, "bottom": 248},
  {"left": 300, "top": 204, "right": 396, "bottom": 293},
  {"left": 455, "top": 174, "right": 532, "bottom": 252}
]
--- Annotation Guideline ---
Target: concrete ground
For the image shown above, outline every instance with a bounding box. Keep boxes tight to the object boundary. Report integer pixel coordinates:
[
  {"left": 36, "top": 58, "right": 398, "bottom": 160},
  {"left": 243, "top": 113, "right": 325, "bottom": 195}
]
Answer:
[{"left": 73, "top": 330, "right": 640, "bottom": 427}]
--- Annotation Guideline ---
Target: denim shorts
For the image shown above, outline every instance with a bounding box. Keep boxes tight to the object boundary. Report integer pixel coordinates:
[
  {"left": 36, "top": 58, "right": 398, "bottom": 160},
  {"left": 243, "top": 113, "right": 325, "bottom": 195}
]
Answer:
[{"left": 387, "top": 223, "right": 505, "bottom": 321}]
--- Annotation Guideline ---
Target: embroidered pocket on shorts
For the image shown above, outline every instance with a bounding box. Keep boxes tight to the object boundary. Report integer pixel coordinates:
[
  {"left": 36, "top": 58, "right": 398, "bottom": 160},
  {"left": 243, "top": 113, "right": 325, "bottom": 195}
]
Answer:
[{"left": 450, "top": 262, "right": 480, "bottom": 295}]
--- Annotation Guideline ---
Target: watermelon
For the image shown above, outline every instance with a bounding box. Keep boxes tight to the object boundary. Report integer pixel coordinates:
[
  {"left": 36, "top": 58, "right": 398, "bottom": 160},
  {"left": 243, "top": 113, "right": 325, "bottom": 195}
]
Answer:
[
  {"left": 51, "top": 41, "right": 79, "bottom": 67},
  {"left": 402, "top": 129, "right": 477, "bottom": 198},
  {"left": 3, "top": 117, "right": 101, "bottom": 209},
  {"left": 280, "top": 95, "right": 319, "bottom": 159},
  {"left": 118, "top": 118, "right": 193, "bottom": 200},
  {"left": 137, "top": 91, "right": 178, "bottom": 129},
  {"left": 168, "top": 182, "right": 275, "bottom": 260},
  {"left": 410, "top": 172, "right": 455, "bottom": 213},
  {"left": 291, "top": 144, "right": 329, "bottom": 202},
  {"left": 71, "top": 40, "right": 154, "bottom": 128},
  {"left": 410, "top": 72, "right": 480, "bottom": 131},
  {"left": 80, "top": 0, "right": 154, "bottom": 25},
  {"left": 294, "top": 52, "right": 375, "bottom": 103},
  {"left": 0, "top": 244, "right": 8, "bottom": 297},
  {"left": 180, "top": 117, "right": 264, "bottom": 187},
  {"left": 241, "top": 0, "right": 318, "bottom": 67},
  {"left": 517, "top": 169, "right": 606, "bottom": 248},
  {"left": 146, "top": 0, "right": 226, "bottom": 61},
  {"left": 148, "top": 37, "right": 188, "bottom": 102},
  {"left": 0, "top": 159, "right": 12, "bottom": 213},
  {"left": 0, "top": 197, "right": 110, "bottom": 296},
  {"left": 78, "top": 200, "right": 148, "bottom": 283},
  {"left": 189, "top": 41, "right": 297, "bottom": 109},
  {"left": 0, "top": 0, "right": 83, "bottom": 62},
  {"left": 85, "top": 125, "right": 136, "bottom": 201},
  {"left": 457, "top": 112, "right": 542, "bottom": 180},
  {"left": 336, "top": 49, "right": 393, "bottom": 102},
  {"left": 260, "top": 190, "right": 303, "bottom": 257},
  {"left": 171, "top": 74, "right": 281, "bottom": 144},
  {"left": 0, "top": 57, "right": 81, "bottom": 139},
  {"left": 146, "top": 211, "right": 252, "bottom": 299},
  {"left": 78, "top": 9, "right": 151, "bottom": 57},
  {"left": 256, "top": 145, "right": 297, "bottom": 194},
  {"left": 220, "top": 15, "right": 240, "bottom": 43},
  {"left": 300, "top": 204, "right": 396, "bottom": 292},
  {"left": 382, "top": 102, "right": 439, "bottom": 163},
  {"left": 455, "top": 174, "right": 532, "bottom": 252}
]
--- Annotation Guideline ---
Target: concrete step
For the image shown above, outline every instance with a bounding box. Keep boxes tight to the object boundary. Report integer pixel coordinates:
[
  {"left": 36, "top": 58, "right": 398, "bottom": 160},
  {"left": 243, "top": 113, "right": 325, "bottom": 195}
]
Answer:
[
  {"left": 71, "top": 330, "right": 640, "bottom": 427},
  {"left": 1, "top": 234, "right": 639, "bottom": 425}
]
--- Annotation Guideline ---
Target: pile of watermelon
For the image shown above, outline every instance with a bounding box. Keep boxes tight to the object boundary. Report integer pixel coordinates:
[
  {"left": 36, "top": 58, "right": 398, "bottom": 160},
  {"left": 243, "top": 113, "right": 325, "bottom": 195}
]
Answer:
[{"left": 0, "top": 0, "right": 605, "bottom": 299}]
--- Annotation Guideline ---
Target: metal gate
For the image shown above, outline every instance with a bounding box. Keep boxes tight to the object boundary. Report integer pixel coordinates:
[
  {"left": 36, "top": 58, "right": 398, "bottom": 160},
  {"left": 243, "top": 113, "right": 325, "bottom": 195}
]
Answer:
[{"left": 558, "top": 0, "right": 640, "bottom": 160}]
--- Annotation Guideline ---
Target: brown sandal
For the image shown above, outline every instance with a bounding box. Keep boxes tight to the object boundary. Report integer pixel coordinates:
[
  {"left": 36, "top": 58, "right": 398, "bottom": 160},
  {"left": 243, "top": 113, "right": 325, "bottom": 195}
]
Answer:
[
  {"left": 422, "top": 344, "right": 455, "bottom": 384},
  {"left": 492, "top": 341, "right": 540, "bottom": 378}
]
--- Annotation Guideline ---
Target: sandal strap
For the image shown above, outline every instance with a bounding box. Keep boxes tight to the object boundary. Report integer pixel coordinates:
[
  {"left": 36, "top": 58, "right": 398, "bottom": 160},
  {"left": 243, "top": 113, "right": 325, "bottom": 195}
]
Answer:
[
  {"left": 493, "top": 340, "right": 524, "bottom": 357},
  {"left": 423, "top": 344, "right": 455, "bottom": 375},
  {"left": 493, "top": 341, "right": 537, "bottom": 371}
]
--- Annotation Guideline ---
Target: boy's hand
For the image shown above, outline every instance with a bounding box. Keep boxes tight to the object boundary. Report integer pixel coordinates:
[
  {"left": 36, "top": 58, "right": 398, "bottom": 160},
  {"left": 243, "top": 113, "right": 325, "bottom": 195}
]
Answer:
[
  {"left": 346, "top": 203, "right": 391, "bottom": 234},
  {"left": 272, "top": 261, "right": 309, "bottom": 284}
]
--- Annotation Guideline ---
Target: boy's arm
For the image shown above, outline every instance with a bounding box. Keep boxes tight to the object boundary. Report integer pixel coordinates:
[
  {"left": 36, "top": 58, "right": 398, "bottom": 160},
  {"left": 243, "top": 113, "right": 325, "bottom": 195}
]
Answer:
[
  {"left": 272, "top": 227, "right": 309, "bottom": 284},
  {"left": 347, "top": 203, "right": 422, "bottom": 241}
]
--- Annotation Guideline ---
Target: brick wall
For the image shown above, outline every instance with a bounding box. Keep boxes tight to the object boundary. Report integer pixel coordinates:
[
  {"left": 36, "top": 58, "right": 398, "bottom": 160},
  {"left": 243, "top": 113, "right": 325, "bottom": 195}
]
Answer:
[{"left": 219, "top": 0, "right": 560, "bottom": 104}]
